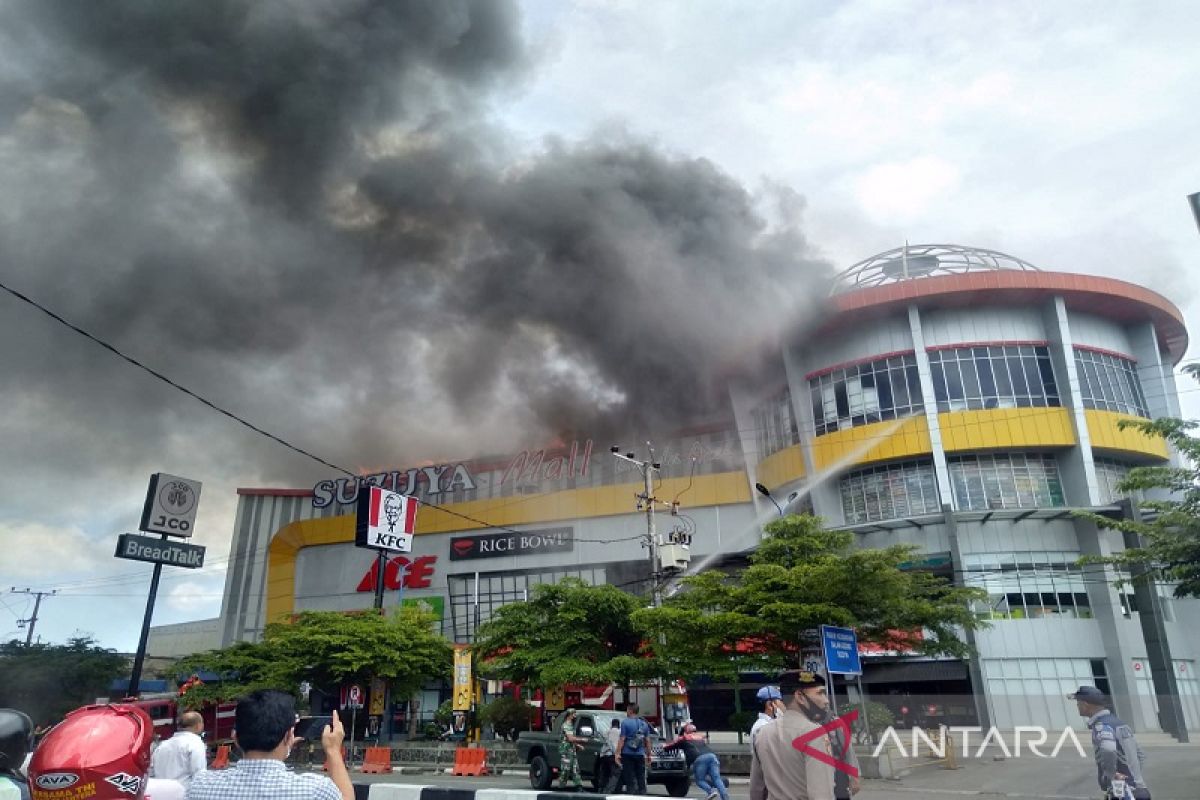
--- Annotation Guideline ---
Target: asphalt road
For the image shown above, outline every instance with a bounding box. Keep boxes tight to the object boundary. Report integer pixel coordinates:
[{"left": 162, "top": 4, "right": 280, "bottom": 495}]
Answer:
[{"left": 340, "top": 743, "right": 1200, "bottom": 800}]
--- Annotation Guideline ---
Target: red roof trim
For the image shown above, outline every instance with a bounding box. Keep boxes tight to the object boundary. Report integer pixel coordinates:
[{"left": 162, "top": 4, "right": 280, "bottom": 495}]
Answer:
[
  {"left": 237, "top": 488, "right": 313, "bottom": 497},
  {"left": 805, "top": 350, "right": 916, "bottom": 381},
  {"left": 1073, "top": 343, "right": 1138, "bottom": 363}
]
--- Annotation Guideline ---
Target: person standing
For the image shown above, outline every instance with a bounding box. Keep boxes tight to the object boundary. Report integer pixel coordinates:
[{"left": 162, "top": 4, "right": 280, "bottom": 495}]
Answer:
[
  {"left": 614, "top": 704, "right": 650, "bottom": 795},
  {"left": 750, "top": 671, "right": 838, "bottom": 800},
  {"left": 750, "top": 686, "right": 784, "bottom": 745},
  {"left": 599, "top": 718, "right": 624, "bottom": 793},
  {"left": 0, "top": 709, "right": 32, "bottom": 800},
  {"left": 664, "top": 723, "right": 728, "bottom": 800},
  {"left": 187, "top": 690, "right": 353, "bottom": 800},
  {"left": 1069, "top": 686, "right": 1149, "bottom": 799},
  {"left": 557, "top": 709, "right": 585, "bottom": 791},
  {"left": 151, "top": 711, "right": 207, "bottom": 789}
]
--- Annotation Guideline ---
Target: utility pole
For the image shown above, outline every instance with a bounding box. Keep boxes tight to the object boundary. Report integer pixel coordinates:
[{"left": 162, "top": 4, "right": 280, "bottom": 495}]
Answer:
[
  {"left": 11, "top": 588, "right": 56, "bottom": 647},
  {"left": 610, "top": 444, "right": 668, "bottom": 731}
]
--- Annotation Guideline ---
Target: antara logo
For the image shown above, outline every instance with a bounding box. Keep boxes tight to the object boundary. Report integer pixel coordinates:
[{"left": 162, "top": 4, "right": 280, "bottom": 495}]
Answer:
[{"left": 355, "top": 555, "right": 437, "bottom": 592}]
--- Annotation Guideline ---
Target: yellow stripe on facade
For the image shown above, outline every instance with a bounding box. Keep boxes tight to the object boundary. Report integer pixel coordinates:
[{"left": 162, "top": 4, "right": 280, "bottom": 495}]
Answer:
[
  {"left": 263, "top": 472, "right": 753, "bottom": 624},
  {"left": 755, "top": 443, "right": 806, "bottom": 492},
  {"left": 938, "top": 407, "right": 1075, "bottom": 453},
  {"left": 1085, "top": 409, "right": 1169, "bottom": 459},
  {"left": 811, "top": 414, "right": 931, "bottom": 472}
]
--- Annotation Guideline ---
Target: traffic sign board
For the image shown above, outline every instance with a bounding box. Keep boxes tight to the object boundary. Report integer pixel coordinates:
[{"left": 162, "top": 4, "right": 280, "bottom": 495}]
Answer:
[
  {"left": 342, "top": 683, "right": 365, "bottom": 709},
  {"left": 820, "top": 625, "right": 862, "bottom": 676}
]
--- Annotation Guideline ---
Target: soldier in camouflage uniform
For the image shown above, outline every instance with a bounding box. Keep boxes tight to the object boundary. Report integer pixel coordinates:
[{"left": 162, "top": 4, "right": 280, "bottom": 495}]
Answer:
[{"left": 558, "top": 708, "right": 585, "bottom": 791}]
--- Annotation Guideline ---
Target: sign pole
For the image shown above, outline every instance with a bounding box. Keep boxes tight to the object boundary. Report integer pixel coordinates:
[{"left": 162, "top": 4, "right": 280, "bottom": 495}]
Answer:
[
  {"left": 856, "top": 674, "right": 872, "bottom": 746},
  {"left": 128, "top": 535, "right": 167, "bottom": 697},
  {"left": 350, "top": 704, "right": 357, "bottom": 767},
  {"left": 372, "top": 550, "right": 387, "bottom": 610},
  {"left": 820, "top": 628, "right": 838, "bottom": 719}
]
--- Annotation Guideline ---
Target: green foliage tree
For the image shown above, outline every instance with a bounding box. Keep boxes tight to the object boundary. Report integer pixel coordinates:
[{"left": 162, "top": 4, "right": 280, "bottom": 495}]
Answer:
[
  {"left": 478, "top": 695, "right": 535, "bottom": 740},
  {"left": 473, "top": 578, "right": 658, "bottom": 690},
  {"left": 1077, "top": 397, "right": 1200, "bottom": 597},
  {"left": 640, "top": 515, "right": 984, "bottom": 676},
  {"left": 177, "top": 607, "right": 451, "bottom": 705},
  {"left": 0, "top": 637, "right": 128, "bottom": 725}
]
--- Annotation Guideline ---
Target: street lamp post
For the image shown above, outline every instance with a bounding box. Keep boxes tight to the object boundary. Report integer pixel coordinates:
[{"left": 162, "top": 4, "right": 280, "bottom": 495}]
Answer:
[{"left": 755, "top": 483, "right": 784, "bottom": 516}]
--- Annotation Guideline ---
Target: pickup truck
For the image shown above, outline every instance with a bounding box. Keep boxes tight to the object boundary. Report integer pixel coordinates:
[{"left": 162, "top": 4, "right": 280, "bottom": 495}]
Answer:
[{"left": 516, "top": 711, "right": 690, "bottom": 796}]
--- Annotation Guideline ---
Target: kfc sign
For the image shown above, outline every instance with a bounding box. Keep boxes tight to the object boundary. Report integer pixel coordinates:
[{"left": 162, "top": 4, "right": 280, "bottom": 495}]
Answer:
[
  {"left": 356, "top": 555, "right": 437, "bottom": 592},
  {"left": 449, "top": 527, "right": 574, "bottom": 561}
]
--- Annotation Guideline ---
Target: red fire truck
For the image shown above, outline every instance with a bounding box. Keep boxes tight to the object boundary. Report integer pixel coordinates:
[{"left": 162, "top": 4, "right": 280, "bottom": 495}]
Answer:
[{"left": 128, "top": 695, "right": 237, "bottom": 749}]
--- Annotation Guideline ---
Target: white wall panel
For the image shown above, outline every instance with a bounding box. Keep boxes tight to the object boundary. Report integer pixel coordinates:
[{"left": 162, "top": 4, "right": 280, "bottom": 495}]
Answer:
[
  {"left": 920, "top": 307, "right": 1047, "bottom": 348},
  {"left": 799, "top": 315, "right": 913, "bottom": 375},
  {"left": 1067, "top": 312, "right": 1135, "bottom": 357}
]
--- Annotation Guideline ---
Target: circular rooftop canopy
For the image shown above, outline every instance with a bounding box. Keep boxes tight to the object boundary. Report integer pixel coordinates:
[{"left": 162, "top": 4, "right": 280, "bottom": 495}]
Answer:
[{"left": 832, "top": 243, "right": 1040, "bottom": 294}]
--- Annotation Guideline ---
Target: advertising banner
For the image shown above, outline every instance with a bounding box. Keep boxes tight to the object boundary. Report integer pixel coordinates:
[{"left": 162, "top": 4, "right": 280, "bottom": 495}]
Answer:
[
  {"left": 355, "top": 486, "right": 417, "bottom": 552},
  {"left": 453, "top": 646, "right": 473, "bottom": 711}
]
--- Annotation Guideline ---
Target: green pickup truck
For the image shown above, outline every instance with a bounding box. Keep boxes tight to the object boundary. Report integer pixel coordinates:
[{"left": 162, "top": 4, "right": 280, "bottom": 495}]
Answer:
[{"left": 516, "top": 711, "right": 691, "bottom": 796}]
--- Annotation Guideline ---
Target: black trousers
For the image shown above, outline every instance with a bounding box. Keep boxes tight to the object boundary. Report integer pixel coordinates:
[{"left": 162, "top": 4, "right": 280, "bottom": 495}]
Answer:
[{"left": 619, "top": 754, "right": 647, "bottom": 794}]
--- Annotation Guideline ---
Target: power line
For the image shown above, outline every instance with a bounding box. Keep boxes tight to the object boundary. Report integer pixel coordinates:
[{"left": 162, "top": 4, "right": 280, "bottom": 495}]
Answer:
[{"left": 10, "top": 588, "right": 56, "bottom": 646}]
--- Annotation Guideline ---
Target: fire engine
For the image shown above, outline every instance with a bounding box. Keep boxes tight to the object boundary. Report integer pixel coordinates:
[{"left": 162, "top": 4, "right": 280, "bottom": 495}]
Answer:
[{"left": 126, "top": 694, "right": 237, "bottom": 750}]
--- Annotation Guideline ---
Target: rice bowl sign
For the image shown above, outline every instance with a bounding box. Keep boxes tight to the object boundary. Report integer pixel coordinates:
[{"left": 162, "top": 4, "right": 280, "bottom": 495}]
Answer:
[{"left": 449, "top": 526, "right": 574, "bottom": 561}]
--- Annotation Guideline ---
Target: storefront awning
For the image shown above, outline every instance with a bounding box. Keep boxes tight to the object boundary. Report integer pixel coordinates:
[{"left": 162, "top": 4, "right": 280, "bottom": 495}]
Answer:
[{"left": 859, "top": 660, "right": 967, "bottom": 684}]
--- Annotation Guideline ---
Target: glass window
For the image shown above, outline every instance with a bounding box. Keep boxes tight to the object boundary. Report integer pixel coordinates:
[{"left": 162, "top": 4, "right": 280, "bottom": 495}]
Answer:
[
  {"left": 839, "top": 459, "right": 940, "bottom": 523},
  {"left": 966, "top": 551, "right": 1092, "bottom": 619},
  {"left": 927, "top": 345, "right": 1059, "bottom": 412},
  {"left": 1094, "top": 458, "right": 1139, "bottom": 505},
  {"left": 751, "top": 388, "right": 800, "bottom": 459},
  {"left": 1072, "top": 349, "right": 1150, "bottom": 417},
  {"left": 811, "top": 353, "right": 924, "bottom": 435},
  {"left": 948, "top": 453, "right": 1065, "bottom": 510}
]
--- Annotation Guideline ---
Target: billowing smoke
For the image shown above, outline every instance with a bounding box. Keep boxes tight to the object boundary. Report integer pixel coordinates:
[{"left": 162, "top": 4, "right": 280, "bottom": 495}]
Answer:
[{"left": 0, "top": 0, "right": 832, "bottom": 488}]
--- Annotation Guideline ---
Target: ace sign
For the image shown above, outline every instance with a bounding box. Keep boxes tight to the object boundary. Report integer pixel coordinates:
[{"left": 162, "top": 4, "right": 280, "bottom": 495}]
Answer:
[{"left": 356, "top": 486, "right": 417, "bottom": 552}]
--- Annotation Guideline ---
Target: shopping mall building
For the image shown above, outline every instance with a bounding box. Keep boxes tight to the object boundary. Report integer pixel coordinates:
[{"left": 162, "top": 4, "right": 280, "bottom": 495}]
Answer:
[{"left": 150, "top": 244, "right": 1199, "bottom": 735}]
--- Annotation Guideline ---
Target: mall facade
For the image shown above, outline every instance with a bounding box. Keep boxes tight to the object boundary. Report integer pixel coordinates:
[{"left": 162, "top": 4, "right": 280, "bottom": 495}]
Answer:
[{"left": 152, "top": 244, "right": 1199, "bottom": 735}]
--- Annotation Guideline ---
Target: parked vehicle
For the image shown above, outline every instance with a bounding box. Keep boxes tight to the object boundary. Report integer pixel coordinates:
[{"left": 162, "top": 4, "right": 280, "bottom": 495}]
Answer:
[{"left": 517, "top": 709, "right": 690, "bottom": 796}]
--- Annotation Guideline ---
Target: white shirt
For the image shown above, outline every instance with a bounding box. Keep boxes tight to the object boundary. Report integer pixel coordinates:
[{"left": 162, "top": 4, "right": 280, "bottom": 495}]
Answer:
[
  {"left": 145, "top": 778, "right": 186, "bottom": 800},
  {"left": 750, "top": 712, "right": 775, "bottom": 745},
  {"left": 150, "top": 730, "right": 207, "bottom": 787}
]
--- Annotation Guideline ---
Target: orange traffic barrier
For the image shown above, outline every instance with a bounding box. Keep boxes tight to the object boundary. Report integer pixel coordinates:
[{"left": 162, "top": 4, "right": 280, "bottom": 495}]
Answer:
[
  {"left": 359, "top": 746, "right": 393, "bottom": 774},
  {"left": 210, "top": 745, "right": 230, "bottom": 770},
  {"left": 451, "top": 747, "right": 489, "bottom": 777}
]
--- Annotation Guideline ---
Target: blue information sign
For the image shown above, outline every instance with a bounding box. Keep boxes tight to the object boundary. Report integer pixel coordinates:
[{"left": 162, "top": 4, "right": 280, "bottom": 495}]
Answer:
[{"left": 820, "top": 624, "right": 862, "bottom": 675}]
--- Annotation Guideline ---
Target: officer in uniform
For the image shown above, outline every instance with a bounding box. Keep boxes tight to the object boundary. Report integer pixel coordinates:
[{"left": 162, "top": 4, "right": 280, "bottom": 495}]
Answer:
[
  {"left": 750, "top": 671, "right": 838, "bottom": 800},
  {"left": 558, "top": 708, "right": 585, "bottom": 791},
  {"left": 1070, "top": 686, "right": 1149, "bottom": 799}
]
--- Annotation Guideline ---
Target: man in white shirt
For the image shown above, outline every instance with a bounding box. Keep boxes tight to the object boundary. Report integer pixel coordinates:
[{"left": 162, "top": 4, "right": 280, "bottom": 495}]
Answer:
[{"left": 151, "top": 712, "right": 207, "bottom": 788}]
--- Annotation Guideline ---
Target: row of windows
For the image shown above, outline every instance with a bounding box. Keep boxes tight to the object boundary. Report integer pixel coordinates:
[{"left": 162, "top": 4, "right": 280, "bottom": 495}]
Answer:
[
  {"left": 839, "top": 453, "right": 1073, "bottom": 523},
  {"left": 928, "top": 345, "right": 1059, "bottom": 412},
  {"left": 948, "top": 452, "right": 1066, "bottom": 511},
  {"left": 965, "top": 551, "right": 1091, "bottom": 619},
  {"left": 1074, "top": 349, "right": 1150, "bottom": 418},
  {"left": 810, "top": 354, "right": 924, "bottom": 435},
  {"left": 806, "top": 345, "right": 1148, "bottom": 438}
]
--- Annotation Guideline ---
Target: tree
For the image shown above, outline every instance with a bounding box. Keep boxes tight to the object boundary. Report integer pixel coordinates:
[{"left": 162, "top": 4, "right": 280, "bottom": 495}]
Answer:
[
  {"left": 478, "top": 695, "right": 535, "bottom": 740},
  {"left": 1079, "top": 393, "right": 1200, "bottom": 597},
  {"left": 639, "top": 515, "right": 984, "bottom": 676},
  {"left": 0, "top": 637, "right": 128, "bottom": 725},
  {"left": 177, "top": 607, "right": 451, "bottom": 704},
  {"left": 473, "top": 578, "right": 658, "bottom": 690}
]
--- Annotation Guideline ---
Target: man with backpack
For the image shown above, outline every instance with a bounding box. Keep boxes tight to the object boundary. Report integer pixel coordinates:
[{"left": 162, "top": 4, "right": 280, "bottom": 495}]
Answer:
[
  {"left": 614, "top": 704, "right": 651, "bottom": 795},
  {"left": 1070, "top": 686, "right": 1150, "bottom": 799}
]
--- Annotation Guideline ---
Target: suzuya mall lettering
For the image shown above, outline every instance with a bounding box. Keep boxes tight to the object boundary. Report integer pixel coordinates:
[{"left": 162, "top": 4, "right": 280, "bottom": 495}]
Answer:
[
  {"left": 355, "top": 555, "right": 437, "bottom": 592},
  {"left": 311, "top": 439, "right": 595, "bottom": 508}
]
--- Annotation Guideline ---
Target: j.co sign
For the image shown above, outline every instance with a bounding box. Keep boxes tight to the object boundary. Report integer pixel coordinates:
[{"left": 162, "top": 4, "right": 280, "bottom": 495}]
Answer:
[{"left": 449, "top": 527, "right": 574, "bottom": 561}]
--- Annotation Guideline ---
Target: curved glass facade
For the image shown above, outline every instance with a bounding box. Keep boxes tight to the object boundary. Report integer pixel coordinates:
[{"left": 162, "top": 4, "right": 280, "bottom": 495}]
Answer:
[
  {"left": 928, "top": 344, "right": 1059, "bottom": 412},
  {"left": 1073, "top": 348, "right": 1150, "bottom": 418},
  {"left": 839, "top": 459, "right": 940, "bottom": 524},
  {"left": 810, "top": 353, "right": 923, "bottom": 435},
  {"left": 948, "top": 452, "right": 1065, "bottom": 510}
]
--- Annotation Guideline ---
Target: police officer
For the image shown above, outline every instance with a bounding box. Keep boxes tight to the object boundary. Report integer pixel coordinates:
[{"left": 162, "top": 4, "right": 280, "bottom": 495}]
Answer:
[
  {"left": 558, "top": 708, "right": 585, "bottom": 791},
  {"left": 0, "top": 709, "right": 32, "bottom": 800},
  {"left": 750, "top": 671, "right": 838, "bottom": 800},
  {"left": 1070, "top": 686, "right": 1149, "bottom": 799}
]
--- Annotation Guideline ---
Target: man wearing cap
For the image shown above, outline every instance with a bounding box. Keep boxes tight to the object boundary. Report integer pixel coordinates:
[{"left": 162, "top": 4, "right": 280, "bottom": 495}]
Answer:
[
  {"left": 1069, "top": 686, "right": 1149, "bottom": 799},
  {"left": 751, "top": 686, "right": 784, "bottom": 745},
  {"left": 750, "top": 671, "right": 837, "bottom": 800}
]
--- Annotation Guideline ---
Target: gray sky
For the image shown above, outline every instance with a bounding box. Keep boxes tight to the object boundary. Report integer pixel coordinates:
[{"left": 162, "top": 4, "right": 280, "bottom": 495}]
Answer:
[{"left": 1, "top": 0, "right": 1198, "bottom": 652}]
